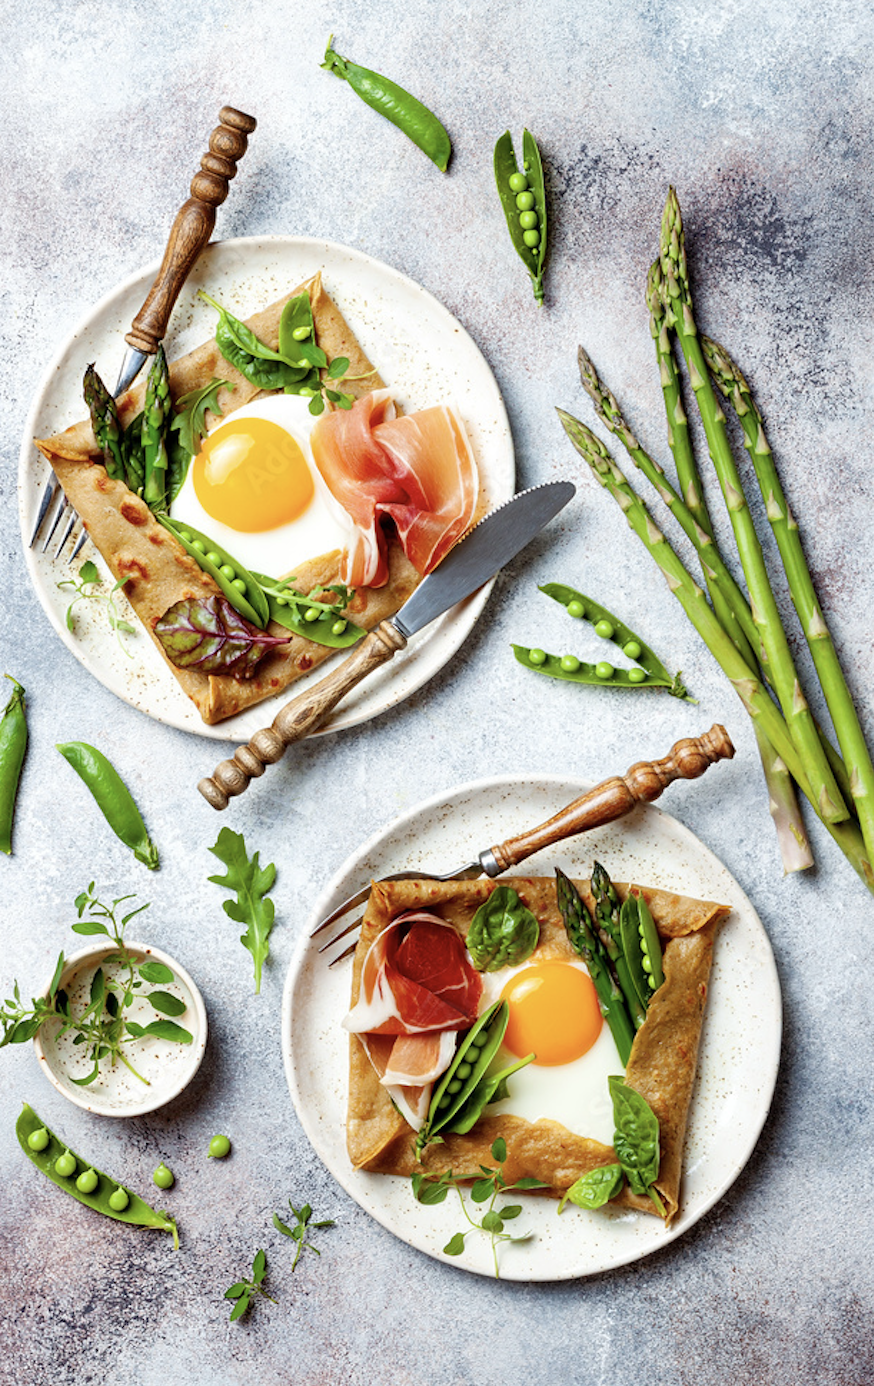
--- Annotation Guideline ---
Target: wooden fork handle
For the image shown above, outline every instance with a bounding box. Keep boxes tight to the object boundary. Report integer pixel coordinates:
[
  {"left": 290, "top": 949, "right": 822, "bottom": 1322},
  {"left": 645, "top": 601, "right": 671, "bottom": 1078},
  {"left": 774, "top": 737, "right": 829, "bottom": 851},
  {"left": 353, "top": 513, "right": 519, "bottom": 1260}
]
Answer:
[
  {"left": 198, "top": 621, "right": 407, "bottom": 810},
  {"left": 124, "top": 106, "right": 257, "bottom": 356},
  {"left": 485, "top": 724, "right": 735, "bottom": 872}
]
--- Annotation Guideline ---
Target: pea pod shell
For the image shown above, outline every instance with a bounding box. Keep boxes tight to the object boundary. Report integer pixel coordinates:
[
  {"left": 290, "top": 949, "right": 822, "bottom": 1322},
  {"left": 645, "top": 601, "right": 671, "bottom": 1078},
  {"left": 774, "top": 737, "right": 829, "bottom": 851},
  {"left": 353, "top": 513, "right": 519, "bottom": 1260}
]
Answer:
[
  {"left": 619, "top": 894, "right": 652, "bottom": 1010},
  {"left": 0, "top": 676, "right": 27, "bottom": 855},
  {"left": 55, "top": 741, "right": 159, "bottom": 871},
  {"left": 158, "top": 515, "right": 269, "bottom": 629},
  {"left": 16, "top": 1103, "right": 178, "bottom": 1247},
  {"left": 635, "top": 891, "right": 664, "bottom": 993},
  {"left": 539, "top": 583, "right": 687, "bottom": 694},
  {"left": 249, "top": 574, "right": 365, "bottom": 649},
  {"left": 321, "top": 41, "right": 451, "bottom": 172},
  {"left": 421, "top": 1001, "right": 509, "bottom": 1145},
  {"left": 512, "top": 645, "right": 670, "bottom": 691},
  {"left": 494, "top": 129, "right": 547, "bottom": 304}
]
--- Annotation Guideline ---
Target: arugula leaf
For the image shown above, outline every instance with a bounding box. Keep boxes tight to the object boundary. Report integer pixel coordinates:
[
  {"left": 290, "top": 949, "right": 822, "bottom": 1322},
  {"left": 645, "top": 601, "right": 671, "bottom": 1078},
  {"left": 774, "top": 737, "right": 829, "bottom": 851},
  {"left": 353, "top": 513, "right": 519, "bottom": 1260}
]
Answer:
[
  {"left": 208, "top": 829, "right": 276, "bottom": 993},
  {"left": 171, "top": 377, "right": 233, "bottom": 458}
]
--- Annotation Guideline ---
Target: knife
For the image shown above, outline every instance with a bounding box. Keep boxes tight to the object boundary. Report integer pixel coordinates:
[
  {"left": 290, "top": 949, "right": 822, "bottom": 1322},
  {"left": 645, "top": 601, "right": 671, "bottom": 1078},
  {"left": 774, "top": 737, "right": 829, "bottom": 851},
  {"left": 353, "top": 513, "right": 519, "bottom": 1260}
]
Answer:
[
  {"left": 198, "top": 480, "right": 576, "bottom": 809},
  {"left": 114, "top": 105, "right": 257, "bottom": 397}
]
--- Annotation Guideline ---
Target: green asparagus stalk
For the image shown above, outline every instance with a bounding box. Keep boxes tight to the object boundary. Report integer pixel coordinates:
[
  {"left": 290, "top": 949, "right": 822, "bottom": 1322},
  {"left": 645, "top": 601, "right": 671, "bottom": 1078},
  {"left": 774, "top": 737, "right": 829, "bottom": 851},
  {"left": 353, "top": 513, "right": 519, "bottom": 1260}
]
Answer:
[
  {"left": 590, "top": 862, "right": 646, "bottom": 1030},
  {"left": 577, "top": 343, "right": 814, "bottom": 873},
  {"left": 83, "top": 365, "right": 126, "bottom": 483},
  {"left": 555, "top": 868, "right": 634, "bottom": 1065},
  {"left": 556, "top": 406, "right": 873, "bottom": 891},
  {"left": 142, "top": 346, "right": 171, "bottom": 510},
  {"left": 702, "top": 332, "right": 874, "bottom": 873},
  {"left": 658, "top": 188, "right": 848, "bottom": 826}
]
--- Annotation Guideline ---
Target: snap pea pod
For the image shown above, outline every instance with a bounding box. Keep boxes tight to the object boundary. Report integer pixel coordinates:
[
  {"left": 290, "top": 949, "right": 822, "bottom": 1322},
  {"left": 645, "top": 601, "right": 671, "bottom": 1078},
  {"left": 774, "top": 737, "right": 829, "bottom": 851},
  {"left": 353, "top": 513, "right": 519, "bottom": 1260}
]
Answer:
[
  {"left": 55, "top": 741, "right": 159, "bottom": 871},
  {"left": 16, "top": 1102, "right": 178, "bottom": 1247},
  {"left": 321, "top": 37, "right": 451, "bottom": 173},
  {"left": 250, "top": 572, "right": 366, "bottom": 649},
  {"left": 0, "top": 675, "right": 27, "bottom": 856},
  {"left": 142, "top": 346, "right": 171, "bottom": 510},
  {"left": 494, "top": 130, "right": 548, "bottom": 305},
  {"left": 619, "top": 894, "right": 651, "bottom": 1010},
  {"left": 158, "top": 515, "right": 269, "bottom": 629},
  {"left": 540, "top": 583, "right": 685, "bottom": 688},
  {"left": 634, "top": 891, "right": 664, "bottom": 994},
  {"left": 199, "top": 290, "right": 308, "bottom": 392},
  {"left": 513, "top": 645, "right": 678, "bottom": 692},
  {"left": 83, "top": 365, "right": 126, "bottom": 482}
]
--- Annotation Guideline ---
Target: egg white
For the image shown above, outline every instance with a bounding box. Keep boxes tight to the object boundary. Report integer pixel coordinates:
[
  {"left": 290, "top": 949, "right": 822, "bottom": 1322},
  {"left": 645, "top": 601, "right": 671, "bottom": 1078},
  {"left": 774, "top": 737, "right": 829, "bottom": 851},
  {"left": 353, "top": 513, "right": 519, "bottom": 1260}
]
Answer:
[
  {"left": 479, "top": 958, "right": 623, "bottom": 1148},
  {"left": 170, "top": 394, "right": 354, "bottom": 579}
]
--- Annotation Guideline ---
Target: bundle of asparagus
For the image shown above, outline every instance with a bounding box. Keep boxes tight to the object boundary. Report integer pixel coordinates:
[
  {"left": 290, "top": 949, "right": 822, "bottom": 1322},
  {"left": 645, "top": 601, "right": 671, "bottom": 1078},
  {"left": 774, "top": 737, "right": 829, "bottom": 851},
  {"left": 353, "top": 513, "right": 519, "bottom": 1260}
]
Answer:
[{"left": 559, "top": 188, "right": 874, "bottom": 893}]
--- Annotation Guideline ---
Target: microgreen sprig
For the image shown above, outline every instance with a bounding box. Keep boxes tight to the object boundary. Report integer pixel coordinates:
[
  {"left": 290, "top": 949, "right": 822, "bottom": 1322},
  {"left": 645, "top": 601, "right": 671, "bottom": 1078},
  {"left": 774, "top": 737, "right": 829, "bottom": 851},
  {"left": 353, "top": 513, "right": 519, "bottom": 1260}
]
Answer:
[
  {"left": 273, "top": 1199, "right": 335, "bottom": 1271},
  {"left": 412, "top": 1138, "right": 548, "bottom": 1278},
  {"left": 224, "top": 1249, "right": 275, "bottom": 1322},
  {"left": 58, "top": 561, "right": 135, "bottom": 654}
]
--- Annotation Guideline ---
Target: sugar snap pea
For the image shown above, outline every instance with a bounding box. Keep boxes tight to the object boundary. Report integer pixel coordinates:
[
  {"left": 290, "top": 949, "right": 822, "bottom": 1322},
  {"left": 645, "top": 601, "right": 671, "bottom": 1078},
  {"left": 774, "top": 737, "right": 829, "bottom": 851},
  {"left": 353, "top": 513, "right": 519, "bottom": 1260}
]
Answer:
[
  {"left": 494, "top": 130, "right": 548, "bottom": 304},
  {"left": 199, "top": 291, "right": 308, "bottom": 392},
  {"left": 250, "top": 572, "right": 366, "bottom": 649},
  {"left": 321, "top": 37, "right": 451, "bottom": 172},
  {"left": 0, "top": 676, "right": 27, "bottom": 856},
  {"left": 55, "top": 741, "right": 159, "bottom": 870},
  {"left": 16, "top": 1102, "right": 179, "bottom": 1247},
  {"left": 635, "top": 892, "right": 664, "bottom": 993},
  {"left": 158, "top": 515, "right": 269, "bottom": 628},
  {"left": 619, "top": 894, "right": 651, "bottom": 1010}
]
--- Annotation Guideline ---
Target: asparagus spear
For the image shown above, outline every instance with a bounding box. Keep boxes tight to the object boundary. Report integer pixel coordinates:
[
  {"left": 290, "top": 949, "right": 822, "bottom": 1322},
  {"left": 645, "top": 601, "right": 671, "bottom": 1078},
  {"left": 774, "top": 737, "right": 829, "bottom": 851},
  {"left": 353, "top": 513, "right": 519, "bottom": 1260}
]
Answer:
[
  {"left": 142, "top": 345, "right": 171, "bottom": 510},
  {"left": 590, "top": 862, "right": 646, "bottom": 1030},
  {"left": 555, "top": 868, "right": 634, "bottom": 1065},
  {"left": 577, "top": 343, "right": 814, "bottom": 873},
  {"left": 83, "top": 365, "right": 126, "bottom": 483},
  {"left": 658, "top": 188, "right": 848, "bottom": 826},
  {"left": 702, "top": 332, "right": 874, "bottom": 872},
  {"left": 556, "top": 406, "right": 873, "bottom": 891}
]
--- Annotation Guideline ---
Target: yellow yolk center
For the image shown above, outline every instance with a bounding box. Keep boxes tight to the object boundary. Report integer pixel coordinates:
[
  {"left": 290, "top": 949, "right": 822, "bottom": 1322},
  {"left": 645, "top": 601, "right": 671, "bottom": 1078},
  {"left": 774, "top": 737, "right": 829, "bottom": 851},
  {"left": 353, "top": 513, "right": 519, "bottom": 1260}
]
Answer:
[
  {"left": 499, "top": 961, "right": 603, "bottom": 1066},
  {"left": 192, "top": 417, "right": 315, "bottom": 533}
]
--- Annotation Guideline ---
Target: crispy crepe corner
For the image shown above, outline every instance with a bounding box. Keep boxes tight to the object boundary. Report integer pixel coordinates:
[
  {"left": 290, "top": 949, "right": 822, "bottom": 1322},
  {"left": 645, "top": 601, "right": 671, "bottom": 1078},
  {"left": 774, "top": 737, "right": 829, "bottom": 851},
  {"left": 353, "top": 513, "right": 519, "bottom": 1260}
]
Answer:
[
  {"left": 33, "top": 274, "right": 422, "bottom": 724},
  {"left": 347, "top": 876, "right": 730, "bottom": 1227}
]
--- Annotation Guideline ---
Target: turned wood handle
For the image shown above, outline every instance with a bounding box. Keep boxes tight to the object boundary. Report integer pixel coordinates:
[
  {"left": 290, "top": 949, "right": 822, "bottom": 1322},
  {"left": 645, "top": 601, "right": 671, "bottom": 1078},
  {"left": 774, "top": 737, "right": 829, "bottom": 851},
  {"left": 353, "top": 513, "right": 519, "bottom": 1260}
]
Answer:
[
  {"left": 487, "top": 724, "right": 735, "bottom": 872},
  {"left": 198, "top": 622, "right": 407, "bottom": 809},
  {"left": 124, "top": 106, "right": 257, "bottom": 355}
]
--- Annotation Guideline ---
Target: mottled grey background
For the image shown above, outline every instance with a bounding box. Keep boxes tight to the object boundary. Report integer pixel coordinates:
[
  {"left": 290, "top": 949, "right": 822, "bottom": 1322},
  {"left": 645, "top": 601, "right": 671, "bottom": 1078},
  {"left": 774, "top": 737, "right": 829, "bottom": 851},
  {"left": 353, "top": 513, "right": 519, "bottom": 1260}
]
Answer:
[{"left": 2, "top": 0, "right": 873, "bottom": 1382}]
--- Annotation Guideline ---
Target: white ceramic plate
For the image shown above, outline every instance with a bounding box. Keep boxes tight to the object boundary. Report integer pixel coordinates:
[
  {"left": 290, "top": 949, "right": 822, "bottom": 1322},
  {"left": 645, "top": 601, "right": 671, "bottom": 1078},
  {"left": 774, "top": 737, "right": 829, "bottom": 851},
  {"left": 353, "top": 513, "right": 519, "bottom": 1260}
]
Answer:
[
  {"left": 282, "top": 774, "right": 781, "bottom": 1281},
  {"left": 19, "top": 237, "right": 515, "bottom": 740}
]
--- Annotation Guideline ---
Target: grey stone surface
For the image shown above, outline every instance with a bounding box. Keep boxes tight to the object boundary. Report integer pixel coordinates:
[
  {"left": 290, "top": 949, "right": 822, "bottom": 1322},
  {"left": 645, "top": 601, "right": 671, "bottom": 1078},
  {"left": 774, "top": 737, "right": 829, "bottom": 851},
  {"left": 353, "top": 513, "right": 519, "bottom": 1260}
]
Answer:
[{"left": 2, "top": 1, "right": 873, "bottom": 1382}]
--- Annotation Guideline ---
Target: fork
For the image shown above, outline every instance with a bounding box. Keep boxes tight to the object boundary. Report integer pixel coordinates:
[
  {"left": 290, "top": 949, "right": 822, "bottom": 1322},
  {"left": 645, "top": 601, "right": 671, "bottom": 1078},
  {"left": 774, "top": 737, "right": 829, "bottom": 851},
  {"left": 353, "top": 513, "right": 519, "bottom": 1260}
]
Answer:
[
  {"left": 312, "top": 723, "right": 734, "bottom": 961},
  {"left": 29, "top": 105, "right": 256, "bottom": 562}
]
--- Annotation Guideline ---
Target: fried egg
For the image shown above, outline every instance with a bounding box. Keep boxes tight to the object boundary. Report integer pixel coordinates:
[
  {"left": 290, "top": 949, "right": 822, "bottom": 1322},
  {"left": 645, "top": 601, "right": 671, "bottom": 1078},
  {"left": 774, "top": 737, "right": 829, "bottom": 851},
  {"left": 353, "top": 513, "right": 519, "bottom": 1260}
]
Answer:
[
  {"left": 480, "top": 957, "right": 623, "bottom": 1146},
  {"left": 170, "top": 394, "right": 354, "bottom": 578}
]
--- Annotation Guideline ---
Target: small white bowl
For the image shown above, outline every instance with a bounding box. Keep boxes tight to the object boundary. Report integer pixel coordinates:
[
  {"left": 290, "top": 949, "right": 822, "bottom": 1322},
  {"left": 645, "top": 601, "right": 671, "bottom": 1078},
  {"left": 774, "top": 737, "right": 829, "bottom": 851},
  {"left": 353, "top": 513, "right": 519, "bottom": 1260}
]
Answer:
[{"left": 33, "top": 941, "right": 208, "bottom": 1117}]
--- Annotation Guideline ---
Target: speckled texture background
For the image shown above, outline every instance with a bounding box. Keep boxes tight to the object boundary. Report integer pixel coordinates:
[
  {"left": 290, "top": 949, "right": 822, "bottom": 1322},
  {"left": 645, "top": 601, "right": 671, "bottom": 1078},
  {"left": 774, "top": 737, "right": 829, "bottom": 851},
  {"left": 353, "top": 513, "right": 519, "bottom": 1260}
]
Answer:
[{"left": 2, "top": 1, "right": 873, "bottom": 1382}]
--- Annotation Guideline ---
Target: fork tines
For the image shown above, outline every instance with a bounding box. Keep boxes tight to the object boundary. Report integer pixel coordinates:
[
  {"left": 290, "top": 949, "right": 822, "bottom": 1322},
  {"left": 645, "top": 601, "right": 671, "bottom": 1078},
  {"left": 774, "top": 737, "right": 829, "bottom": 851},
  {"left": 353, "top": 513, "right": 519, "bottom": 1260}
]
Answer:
[{"left": 30, "top": 473, "right": 88, "bottom": 561}]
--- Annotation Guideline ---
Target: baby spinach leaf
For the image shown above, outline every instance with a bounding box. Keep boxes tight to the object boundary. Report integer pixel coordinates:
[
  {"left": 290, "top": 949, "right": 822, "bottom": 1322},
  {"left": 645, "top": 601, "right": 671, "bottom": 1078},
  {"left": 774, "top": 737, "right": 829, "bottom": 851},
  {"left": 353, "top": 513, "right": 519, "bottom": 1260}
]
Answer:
[
  {"left": 200, "top": 290, "right": 308, "bottom": 392},
  {"left": 208, "top": 829, "right": 276, "bottom": 994},
  {"left": 557, "top": 1163, "right": 625, "bottom": 1213},
  {"left": 465, "top": 885, "right": 539, "bottom": 971},
  {"left": 608, "top": 1075, "right": 663, "bottom": 1213}
]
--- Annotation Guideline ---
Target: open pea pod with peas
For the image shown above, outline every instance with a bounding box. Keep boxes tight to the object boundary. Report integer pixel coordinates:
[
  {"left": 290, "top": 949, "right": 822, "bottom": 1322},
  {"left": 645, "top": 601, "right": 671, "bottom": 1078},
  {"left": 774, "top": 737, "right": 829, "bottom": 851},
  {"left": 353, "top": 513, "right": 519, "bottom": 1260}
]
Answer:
[
  {"left": 494, "top": 129, "right": 548, "bottom": 305},
  {"left": 513, "top": 582, "right": 692, "bottom": 700}
]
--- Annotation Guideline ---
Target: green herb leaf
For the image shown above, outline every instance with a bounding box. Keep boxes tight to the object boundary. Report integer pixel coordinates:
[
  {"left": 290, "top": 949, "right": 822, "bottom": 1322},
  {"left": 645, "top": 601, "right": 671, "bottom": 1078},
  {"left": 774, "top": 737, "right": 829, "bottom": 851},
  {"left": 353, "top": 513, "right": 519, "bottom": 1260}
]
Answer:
[
  {"left": 444, "top": 1232, "right": 467, "bottom": 1256},
  {"left": 557, "top": 1163, "right": 625, "bottom": 1213},
  {"left": 170, "top": 377, "right": 233, "bottom": 459},
  {"left": 208, "top": 829, "right": 277, "bottom": 994},
  {"left": 138, "top": 960, "right": 174, "bottom": 985},
  {"left": 146, "top": 991, "right": 186, "bottom": 1017},
  {"left": 142, "top": 1019, "right": 193, "bottom": 1043},
  {"left": 465, "top": 886, "right": 539, "bottom": 971},
  {"left": 608, "top": 1076, "right": 661, "bottom": 1199}
]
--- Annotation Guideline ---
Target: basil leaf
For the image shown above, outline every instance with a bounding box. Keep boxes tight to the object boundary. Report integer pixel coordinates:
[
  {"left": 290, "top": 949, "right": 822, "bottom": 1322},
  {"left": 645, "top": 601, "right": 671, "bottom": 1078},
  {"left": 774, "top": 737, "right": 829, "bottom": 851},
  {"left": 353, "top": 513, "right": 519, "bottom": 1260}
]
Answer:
[
  {"left": 608, "top": 1076, "right": 660, "bottom": 1197},
  {"left": 465, "top": 886, "right": 539, "bottom": 971}
]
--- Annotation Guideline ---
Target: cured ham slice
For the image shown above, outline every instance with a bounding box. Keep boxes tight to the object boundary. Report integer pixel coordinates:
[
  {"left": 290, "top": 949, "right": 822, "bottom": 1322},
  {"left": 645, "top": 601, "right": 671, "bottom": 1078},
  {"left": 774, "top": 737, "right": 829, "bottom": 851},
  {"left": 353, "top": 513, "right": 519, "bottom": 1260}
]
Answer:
[
  {"left": 344, "top": 911, "right": 483, "bottom": 1132},
  {"left": 311, "top": 392, "right": 478, "bottom": 588}
]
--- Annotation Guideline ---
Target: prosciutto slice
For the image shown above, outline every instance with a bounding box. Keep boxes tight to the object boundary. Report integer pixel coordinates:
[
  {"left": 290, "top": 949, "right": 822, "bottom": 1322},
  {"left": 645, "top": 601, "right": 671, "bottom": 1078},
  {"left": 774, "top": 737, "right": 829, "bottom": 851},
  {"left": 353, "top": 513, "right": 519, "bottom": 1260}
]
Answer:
[
  {"left": 344, "top": 911, "right": 483, "bottom": 1131},
  {"left": 310, "top": 392, "right": 478, "bottom": 588}
]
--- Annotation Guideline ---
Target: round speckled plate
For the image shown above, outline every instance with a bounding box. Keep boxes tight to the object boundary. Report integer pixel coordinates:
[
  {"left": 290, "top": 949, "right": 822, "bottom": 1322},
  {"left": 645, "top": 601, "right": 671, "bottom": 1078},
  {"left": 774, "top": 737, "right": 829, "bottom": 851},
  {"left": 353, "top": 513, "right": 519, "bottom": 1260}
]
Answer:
[
  {"left": 282, "top": 774, "right": 781, "bottom": 1280},
  {"left": 19, "top": 237, "right": 514, "bottom": 740}
]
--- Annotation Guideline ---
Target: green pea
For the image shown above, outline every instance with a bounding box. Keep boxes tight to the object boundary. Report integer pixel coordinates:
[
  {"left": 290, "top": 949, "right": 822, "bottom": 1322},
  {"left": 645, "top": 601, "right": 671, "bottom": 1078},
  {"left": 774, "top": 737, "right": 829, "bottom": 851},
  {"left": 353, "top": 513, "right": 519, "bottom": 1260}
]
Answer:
[
  {"left": 528, "top": 648, "right": 546, "bottom": 666},
  {"left": 192, "top": 539, "right": 207, "bottom": 553},
  {"left": 54, "top": 1150, "right": 76, "bottom": 1178},
  {"left": 331, "top": 619, "right": 347, "bottom": 635},
  {"left": 623, "top": 640, "right": 642, "bottom": 659},
  {"left": 299, "top": 387, "right": 316, "bottom": 398},
  {"left": 208, "top": 1134, "right": 232, "bottom": 1159},
  {"left": 178, "top": 529, "right": 192, "bottom": 543},
  {"left": 447, "top": 1079, "right": 463, "bottom": 1094},
  {"left": 515, "top": 191, "right": 535, "bottom": 211},
  {"left": 508, "top": 171, "right": 529, "bottom": 193},
  {"left": 109, "top": 1187, "right": 130, "bottom": 1211},
  {"left": 276, "top": 595, "right": 289, "bottom": 606},
  {"left": 560, "top": 655, "right": 581, "bottom": 673},
  {"left": 438, "top": 1092, "right": 451, "bottom": 1108},
  {"left": 153, "top": 1162, "right": 174, "bottom": 1190},
  {"left": 219, "top": 563, "right": 236, "bottom": 580},
  {"left": 231, "top": 577, "right": 247, "bottom": 593},
  {"left": 291, "top": 324, "right": 311, "bottom": 341},
  {"left": 518, "top": 209, "right": 538, "bottom": 230},
  {"left": 642, "top": 956, "right": 653, "bottom": 974},
  {"left": 471, "top": 1029, "right": 491, "bottom": 1047},
  {"left": 522, "top": 228, "right": 540, "bottom": 247},
  {"left": 304, "top": 607, "right": 321, "bottom": 623},
  {"left": 296, "top": 358, "right": 311, "bottom": 369},
  {"left": 594, "top": 618, "right": 615, "bottom": 640},
  {"left": 567, "top": 599, "right": 585, "bottom": 619},
  {"left": 627, "top": 667, "right": 647, "bottom": 684},
  {"left": 595, "top": 661, "right": 615, "bottom": 679},
  {"left": 27, "top": 1127, "right": 49, "bottom": 1152},
  {"left": 205, "top": 551, "right": 221, "bottom": 566},
  {"left": 455, "top": 1061, "right": 472, "bottom": 1080},
  {"left": 76, "top": 1168, "right": 99, "bottom": 1194}
]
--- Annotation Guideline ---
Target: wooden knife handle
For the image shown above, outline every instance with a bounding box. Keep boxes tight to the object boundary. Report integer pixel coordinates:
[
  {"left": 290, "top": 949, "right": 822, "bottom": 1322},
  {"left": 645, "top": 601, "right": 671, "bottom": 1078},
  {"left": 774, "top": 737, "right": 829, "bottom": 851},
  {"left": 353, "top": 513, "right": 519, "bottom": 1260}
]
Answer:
[
  {"left": 124, "top": 106, "right": 257, "bottom": 356},
  {"left": 198, "top": 622, "right": 407, "bottom": 810},
  {"left": 487, "top": 724, "right": 735, "bottom": 872}
]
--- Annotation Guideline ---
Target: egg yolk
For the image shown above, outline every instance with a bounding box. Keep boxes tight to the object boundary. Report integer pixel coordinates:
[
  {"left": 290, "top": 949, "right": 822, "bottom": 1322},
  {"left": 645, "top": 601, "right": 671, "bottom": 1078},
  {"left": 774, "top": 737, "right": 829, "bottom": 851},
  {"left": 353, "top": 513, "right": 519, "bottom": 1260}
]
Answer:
[
  {"left": 499, "top": 961, "right": 603, "bottom": 1066},
  {"left": 193, "top": 417, "right": 315, "bottom": 533}
]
